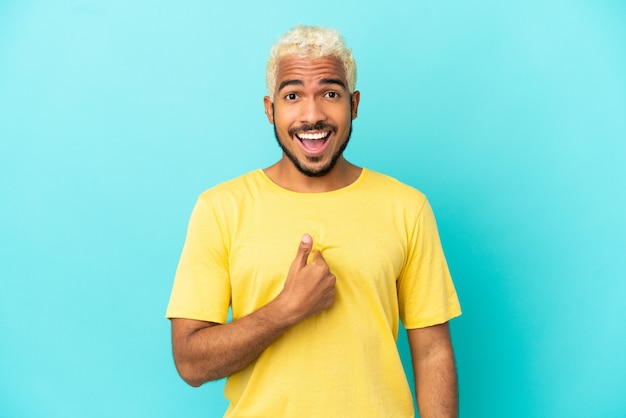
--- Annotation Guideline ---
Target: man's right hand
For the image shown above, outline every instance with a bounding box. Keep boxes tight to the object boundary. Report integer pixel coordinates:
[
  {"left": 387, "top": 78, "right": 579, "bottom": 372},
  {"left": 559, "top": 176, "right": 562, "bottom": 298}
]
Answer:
[
  {"left": 171, "top": 233, "right": 336, "bottom": 385},
  {"left": 275, "top": 234, "right": 336, "bottom": 325}
]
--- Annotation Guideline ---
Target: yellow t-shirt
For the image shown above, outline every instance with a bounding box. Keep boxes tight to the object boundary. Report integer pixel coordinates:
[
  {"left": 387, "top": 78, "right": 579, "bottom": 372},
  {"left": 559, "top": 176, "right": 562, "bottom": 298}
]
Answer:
[{"left": 167, "top": 168, "right": 461, "bottom": 418}]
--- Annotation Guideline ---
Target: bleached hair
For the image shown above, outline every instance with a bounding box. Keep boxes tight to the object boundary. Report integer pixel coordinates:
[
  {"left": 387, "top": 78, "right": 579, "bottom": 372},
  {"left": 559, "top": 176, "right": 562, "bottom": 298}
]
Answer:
[{"left": 266, "top": 25, "right": 357, "bottom": 99}]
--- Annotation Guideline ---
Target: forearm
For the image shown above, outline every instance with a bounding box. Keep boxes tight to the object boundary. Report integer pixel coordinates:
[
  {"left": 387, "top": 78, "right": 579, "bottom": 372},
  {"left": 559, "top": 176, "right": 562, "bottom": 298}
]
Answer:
[
  {"left": 172, "top": 299, "right": 295, "bottom": 386},
  {"left": 408, "top": 323, "right": 458, "bottom": 418},
  {"left": 414, "top": 344, "right": 458, "bottom": 417}
]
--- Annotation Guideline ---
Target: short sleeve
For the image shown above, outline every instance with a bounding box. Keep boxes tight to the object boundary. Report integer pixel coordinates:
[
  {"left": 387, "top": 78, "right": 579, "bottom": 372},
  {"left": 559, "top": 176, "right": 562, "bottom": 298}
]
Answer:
[
  {"left": 166, "top": 196, "right": 231, "bottom": 323},
  {"left": 397, "top": 199, "right": 461, "bottom": 329}
]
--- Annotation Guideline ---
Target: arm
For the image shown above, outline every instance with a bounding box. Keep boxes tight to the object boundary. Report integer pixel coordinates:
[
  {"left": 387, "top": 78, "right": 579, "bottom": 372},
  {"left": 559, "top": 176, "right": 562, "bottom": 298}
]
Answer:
[
  {"left": 171, "top": 234, "right": 335, "bottom": 387},
  {"left": 407, "top": 322, "right": 458, "bottom": 418}
]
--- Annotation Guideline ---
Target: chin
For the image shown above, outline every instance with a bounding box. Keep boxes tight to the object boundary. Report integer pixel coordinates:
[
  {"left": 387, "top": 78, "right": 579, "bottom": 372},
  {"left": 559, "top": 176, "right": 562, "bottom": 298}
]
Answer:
[{"left": 274, "top": 124, "right": 352, "bottom": 178}]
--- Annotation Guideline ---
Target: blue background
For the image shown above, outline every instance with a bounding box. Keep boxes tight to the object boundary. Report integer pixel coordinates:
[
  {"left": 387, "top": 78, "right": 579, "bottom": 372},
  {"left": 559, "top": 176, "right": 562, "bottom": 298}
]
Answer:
[{"left": 1, "top": 1, "right": 625, "bottom": 417}]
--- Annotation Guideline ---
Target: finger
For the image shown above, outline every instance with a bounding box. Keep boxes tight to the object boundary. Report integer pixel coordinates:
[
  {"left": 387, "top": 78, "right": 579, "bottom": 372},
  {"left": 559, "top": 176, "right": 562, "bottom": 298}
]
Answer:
[
  {"left": 292, "top": 234, "right": 313, "bottom": 269},
  {"left": 312, "top": 250, "right": 328, "bottom": 266}
]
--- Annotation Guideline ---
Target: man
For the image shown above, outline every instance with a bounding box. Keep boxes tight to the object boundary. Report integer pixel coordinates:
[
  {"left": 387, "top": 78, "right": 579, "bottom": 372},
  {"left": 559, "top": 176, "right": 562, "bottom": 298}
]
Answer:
[{"left": 167, "top": 25, "right": 461, "bottom": 417}]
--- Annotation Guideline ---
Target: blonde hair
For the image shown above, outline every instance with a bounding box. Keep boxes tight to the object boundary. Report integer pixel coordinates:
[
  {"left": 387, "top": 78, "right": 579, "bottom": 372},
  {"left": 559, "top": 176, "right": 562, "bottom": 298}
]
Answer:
[{"left": 266, "top": 25, "right": 357, "bottom": 99}]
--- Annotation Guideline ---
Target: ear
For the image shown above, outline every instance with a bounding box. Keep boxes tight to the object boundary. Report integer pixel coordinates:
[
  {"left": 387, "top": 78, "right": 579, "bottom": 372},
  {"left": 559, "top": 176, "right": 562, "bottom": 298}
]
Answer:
[
  {"left": 351, "top": 91, "right": 361, "bottom": 120},
  {"left": 263, "top": 96, "right": 275, "bottom": 124}
]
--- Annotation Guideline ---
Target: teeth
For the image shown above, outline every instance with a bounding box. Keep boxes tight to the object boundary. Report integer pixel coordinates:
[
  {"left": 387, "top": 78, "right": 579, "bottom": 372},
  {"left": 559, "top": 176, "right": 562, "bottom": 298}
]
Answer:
[{"left": 297, "top": 131, "right": 329, "bottom": 140}]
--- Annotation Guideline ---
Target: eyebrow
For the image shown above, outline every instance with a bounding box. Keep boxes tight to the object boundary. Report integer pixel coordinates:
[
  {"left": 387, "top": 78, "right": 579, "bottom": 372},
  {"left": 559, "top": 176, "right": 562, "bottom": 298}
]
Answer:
[
  {"left": 277, "top": 78, "right": 347, "bottom": 93},
  {"left": 277, "top": 79, "right": 303, "bottom": 93},
  {"left": 319, "top": 78, "right": 347, "bottom": 90}
]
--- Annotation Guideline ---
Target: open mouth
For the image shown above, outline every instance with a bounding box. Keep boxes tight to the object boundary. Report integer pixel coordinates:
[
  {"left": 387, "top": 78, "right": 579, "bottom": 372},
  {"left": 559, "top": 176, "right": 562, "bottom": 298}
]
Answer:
[{"left": 295, "top": 131, "right": 331, "bottom": 154}]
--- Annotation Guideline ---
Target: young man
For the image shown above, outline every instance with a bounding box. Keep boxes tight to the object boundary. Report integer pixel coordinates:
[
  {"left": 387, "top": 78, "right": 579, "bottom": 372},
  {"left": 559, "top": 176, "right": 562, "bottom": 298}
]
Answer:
[{"left": 167, "top": 25, "right": 461, "bottom": 417}]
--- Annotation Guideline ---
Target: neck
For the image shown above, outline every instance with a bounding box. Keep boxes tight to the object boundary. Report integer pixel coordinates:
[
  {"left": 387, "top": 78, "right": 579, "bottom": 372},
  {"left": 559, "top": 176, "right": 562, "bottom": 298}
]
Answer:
[{"left": 264, "top": 156, "right": 362, "bottom": 193}]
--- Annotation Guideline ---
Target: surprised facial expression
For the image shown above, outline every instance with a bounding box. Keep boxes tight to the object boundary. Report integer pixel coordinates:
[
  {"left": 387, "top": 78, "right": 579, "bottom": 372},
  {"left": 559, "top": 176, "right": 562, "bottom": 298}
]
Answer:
[{"left": 264, "top": 56, "right": 360, "bottom": 177}]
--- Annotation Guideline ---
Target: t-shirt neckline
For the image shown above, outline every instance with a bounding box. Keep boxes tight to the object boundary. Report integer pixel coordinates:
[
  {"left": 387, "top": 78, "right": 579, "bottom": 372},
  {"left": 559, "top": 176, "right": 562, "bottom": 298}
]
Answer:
[{"left": 256, "top": 168, "right": 368, "bottom": 196}]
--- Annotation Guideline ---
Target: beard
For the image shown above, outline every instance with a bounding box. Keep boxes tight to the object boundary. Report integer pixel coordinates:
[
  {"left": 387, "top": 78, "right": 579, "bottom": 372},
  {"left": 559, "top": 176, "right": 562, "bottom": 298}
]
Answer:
[
  {"left": 272, "top": 105, "right": 353, "bottom": 178},
  {"left": 273, "top": 123, "right": 352, "bottom": 177}
]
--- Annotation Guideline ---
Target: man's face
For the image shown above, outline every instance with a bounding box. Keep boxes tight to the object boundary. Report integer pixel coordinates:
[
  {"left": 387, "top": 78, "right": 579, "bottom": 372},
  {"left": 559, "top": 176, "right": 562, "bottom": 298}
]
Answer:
[{"left": 264, "top": 56, "right": 360, "bottom": 177}]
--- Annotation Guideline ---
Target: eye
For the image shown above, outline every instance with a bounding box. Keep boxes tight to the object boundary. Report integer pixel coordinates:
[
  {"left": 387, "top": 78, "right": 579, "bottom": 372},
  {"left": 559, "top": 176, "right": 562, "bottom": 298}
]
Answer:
[
  {"left": 285, "top": 93, "right": 298, "bottom": 101},
  {"left": 325, "top": 91, "right": 340, "bottom": 99}
]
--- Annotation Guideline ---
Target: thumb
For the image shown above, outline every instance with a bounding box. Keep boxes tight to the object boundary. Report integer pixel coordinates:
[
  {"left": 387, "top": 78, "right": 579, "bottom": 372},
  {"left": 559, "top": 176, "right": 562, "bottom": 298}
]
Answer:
[{"left": 292, "top": 233, "right": 313, "bottom": 269}]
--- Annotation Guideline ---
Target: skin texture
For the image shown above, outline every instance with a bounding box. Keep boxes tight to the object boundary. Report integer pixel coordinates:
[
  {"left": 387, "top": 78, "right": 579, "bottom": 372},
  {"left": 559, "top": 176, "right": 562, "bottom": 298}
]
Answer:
[
  {"left": 409, "top": 323, "right": 459, "bottom": 418},
  {"left": 171, "top": 54, "right": 458, "bottom": 416}
]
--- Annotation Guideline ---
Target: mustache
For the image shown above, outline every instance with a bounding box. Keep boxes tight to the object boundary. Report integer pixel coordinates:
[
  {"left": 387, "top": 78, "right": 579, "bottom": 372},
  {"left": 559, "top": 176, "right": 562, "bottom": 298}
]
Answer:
[{"left": 288, "top": 122, "right": 337, "bottom": 137}]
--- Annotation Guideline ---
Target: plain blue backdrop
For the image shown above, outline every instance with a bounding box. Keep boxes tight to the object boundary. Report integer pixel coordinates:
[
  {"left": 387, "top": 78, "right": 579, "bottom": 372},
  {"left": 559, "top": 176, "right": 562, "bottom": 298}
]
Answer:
[{"left": 1, "top": 1, "right": 625, "bottom": 417}]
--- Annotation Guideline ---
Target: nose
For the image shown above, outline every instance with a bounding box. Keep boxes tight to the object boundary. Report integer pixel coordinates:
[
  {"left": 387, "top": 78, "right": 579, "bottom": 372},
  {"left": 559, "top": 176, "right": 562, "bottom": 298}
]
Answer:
[{"left": 299, "top": 97, "right": 327, "bottom": 125}]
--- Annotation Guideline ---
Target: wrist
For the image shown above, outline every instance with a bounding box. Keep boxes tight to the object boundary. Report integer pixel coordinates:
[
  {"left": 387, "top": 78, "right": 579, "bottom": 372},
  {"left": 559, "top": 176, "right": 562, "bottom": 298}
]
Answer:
[{"left": 265, "top": 293, "right": 302, "bottom": 329}]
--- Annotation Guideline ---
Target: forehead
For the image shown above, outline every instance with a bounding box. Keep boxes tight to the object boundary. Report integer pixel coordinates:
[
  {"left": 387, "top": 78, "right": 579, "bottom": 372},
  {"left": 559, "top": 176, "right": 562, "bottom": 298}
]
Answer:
[{"left": 275, "top": 55, "right": 347, "bottom": 88}]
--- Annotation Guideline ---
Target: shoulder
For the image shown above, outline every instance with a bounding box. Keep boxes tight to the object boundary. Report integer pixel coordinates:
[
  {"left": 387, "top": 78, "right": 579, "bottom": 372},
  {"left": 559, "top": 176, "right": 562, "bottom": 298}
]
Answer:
[
  {"left": 361, "top": 169, "right": 428, "bottom": 207},
  {"left": 197, "top": 170, "right": 266, "bottom": 203},
  {"left": 188, "top": 170, "right": 268, "bottom": 222}
]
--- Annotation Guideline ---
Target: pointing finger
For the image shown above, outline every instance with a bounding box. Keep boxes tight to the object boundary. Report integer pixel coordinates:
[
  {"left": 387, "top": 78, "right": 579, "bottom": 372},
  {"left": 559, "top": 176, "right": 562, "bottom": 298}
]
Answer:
[{"left": 293, "top": 234, "right": 313, "bottom": 268}]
